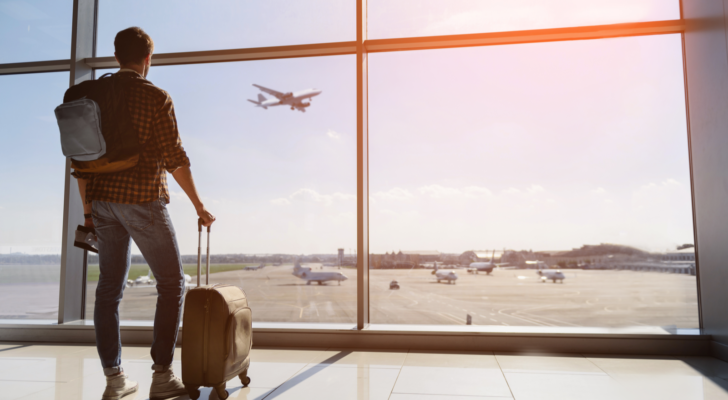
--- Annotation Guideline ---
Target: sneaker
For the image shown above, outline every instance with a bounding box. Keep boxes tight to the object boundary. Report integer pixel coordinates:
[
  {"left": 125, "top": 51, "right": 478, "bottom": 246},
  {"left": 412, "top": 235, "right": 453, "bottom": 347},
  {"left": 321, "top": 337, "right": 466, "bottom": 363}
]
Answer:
[
  {"left": 102, "top": 371, "right": 138, "bottom": 400},
  {"left": 150, "top": 365, "right": 188, "bottom": 400}
]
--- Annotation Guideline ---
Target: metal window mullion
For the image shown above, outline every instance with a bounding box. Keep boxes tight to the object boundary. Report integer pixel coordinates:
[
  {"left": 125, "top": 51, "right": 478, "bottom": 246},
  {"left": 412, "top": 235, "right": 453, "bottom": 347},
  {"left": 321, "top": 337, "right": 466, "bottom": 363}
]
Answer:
[
  {"left": 356, "top": 0, "right": 369, "bottom": 330},
  {"left": 58, "top": 0, "right": 97, "bottom": 324}
]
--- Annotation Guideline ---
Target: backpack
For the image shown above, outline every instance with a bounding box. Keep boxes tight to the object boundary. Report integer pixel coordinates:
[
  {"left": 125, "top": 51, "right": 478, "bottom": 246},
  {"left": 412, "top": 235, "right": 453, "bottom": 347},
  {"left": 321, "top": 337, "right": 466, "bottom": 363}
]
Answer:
[{"left": 55, "top": 72, "right": 140, "bottom": 174}]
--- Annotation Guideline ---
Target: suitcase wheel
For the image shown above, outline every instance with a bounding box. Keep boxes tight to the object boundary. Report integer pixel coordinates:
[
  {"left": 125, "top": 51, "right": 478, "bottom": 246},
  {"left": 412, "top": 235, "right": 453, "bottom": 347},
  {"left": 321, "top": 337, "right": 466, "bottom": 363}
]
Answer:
[
  {"left": 240, "top": 373, "right": 252, "bottom": 387},
  {"left": 214, "top": 384, "right": 229, "bottom": 399},
  {"left": 185, "top": 385, "right": 200, "bottom": 400}
]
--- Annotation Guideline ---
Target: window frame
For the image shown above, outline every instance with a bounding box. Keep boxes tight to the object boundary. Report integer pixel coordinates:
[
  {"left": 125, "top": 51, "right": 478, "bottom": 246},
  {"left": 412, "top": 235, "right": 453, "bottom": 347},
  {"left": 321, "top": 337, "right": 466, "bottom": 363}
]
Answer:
[{"left": 0, "top": 0, "right": 700, "bottom": 334}]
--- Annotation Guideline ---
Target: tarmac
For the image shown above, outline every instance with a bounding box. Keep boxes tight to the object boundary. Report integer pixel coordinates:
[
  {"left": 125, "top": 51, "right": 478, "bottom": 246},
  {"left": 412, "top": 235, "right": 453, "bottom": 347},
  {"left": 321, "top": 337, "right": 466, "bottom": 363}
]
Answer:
[{"left": 83, "top": 264, "right": 699, "bottom": 329}]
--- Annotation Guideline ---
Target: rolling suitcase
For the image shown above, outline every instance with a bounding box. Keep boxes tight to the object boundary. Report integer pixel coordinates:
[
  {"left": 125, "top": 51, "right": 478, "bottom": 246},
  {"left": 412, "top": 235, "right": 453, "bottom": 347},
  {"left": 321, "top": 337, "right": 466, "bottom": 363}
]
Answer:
[{"left": 182, "top": 219, "right": 252, "bottom": 400}]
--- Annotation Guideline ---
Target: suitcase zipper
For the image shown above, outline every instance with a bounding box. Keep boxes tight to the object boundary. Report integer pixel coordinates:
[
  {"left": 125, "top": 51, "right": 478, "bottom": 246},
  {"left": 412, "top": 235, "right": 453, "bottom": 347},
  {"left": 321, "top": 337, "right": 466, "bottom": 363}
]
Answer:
[{"left": 202, "top": 296, "right": 210, "bottom": 380}]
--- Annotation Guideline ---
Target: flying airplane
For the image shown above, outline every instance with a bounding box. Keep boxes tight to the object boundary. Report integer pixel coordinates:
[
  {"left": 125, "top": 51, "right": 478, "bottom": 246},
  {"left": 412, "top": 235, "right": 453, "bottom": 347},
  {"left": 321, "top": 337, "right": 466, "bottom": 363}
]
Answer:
[
  {"left": 244, "top": 263, "right": 266, "bottom": 271},
  {"left": 293, "top": 262, "right": 348, "bottom": 285},
  {"left": 538, "top": 269, "right": 566, "bottom": 283},
  {"left": 248, "top": 84, "right": 322, "bottom": 112},
  {"left": 432, "top": 265, "right": 458, "bottom": 284},
  {"left": 467, "top": 250, "right": 509, "bottom": 275}
]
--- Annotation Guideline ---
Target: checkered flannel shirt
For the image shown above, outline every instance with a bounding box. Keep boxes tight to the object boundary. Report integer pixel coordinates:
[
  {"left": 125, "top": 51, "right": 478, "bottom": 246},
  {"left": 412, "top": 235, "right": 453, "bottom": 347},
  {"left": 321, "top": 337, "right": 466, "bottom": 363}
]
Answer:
[{"left": 71, "top": 70, "right": 190, "bottom": 205}]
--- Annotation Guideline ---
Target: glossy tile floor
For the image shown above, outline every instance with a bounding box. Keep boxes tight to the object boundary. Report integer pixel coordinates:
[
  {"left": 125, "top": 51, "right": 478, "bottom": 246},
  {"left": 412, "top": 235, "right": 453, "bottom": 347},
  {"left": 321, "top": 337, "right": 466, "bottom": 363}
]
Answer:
[{"left": 2, "top": 344, "right": 728, "bottom": 400}]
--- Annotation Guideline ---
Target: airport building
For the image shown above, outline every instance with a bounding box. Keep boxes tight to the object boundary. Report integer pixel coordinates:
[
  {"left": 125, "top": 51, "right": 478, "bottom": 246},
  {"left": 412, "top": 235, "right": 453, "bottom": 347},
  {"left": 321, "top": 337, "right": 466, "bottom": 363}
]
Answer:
[{"left": 6, "top": 1, "right": 728, "bottom": 399}]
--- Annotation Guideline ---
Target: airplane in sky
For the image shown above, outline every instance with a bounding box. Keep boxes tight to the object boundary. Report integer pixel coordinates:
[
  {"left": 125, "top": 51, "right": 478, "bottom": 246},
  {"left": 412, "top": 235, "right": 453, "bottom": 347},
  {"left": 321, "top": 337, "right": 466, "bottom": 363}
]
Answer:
[
  {"left": 248, "top": 84, "right": 322, "bottom": 112},
  {"left": 244, "top": 263, "right": 266, "bottom": 271},
  {"left": 467, "top": 250, "right": 509, "bottom": 275},
  {"left": 293, "top": 262, "right": 348, "bottom": 285},
  {"left": 432, "top": 265, "right": 458, "bottom": 284},
  {"left": 538, "top": 269, "right": 566, "bottom": 283}
]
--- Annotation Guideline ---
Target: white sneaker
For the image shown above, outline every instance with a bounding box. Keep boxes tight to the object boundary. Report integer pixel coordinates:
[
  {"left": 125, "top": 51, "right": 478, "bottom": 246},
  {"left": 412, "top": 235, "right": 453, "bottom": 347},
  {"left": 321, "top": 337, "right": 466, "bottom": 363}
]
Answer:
[
  {"left": 102, "top": 371, "right": 138, "bottom": 400},
  {"left": 150, "top": 365, "right": 188, "bottom": 400}
]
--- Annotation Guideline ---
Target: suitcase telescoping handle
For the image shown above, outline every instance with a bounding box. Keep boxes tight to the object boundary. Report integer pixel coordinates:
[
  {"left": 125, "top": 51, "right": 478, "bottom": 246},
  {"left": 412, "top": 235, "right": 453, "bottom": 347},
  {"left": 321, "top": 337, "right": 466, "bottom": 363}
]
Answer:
[{"left": 197, "top": 218, "right": 211, "bottom": 287}]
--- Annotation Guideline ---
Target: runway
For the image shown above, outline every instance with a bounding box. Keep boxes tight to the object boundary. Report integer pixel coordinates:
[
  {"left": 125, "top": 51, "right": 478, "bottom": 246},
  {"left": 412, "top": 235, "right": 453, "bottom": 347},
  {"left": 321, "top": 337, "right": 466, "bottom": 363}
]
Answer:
[{"left": 84, "top": 264, "right": 699, "bottom": 329}]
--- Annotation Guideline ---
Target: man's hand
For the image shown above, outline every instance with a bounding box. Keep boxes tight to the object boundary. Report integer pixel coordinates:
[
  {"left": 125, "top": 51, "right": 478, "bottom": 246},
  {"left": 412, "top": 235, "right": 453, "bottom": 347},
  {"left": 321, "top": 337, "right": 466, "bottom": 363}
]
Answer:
[
  {"left": 84, "top": 217, "right": 95, "bottom": 229},
  {"left": 197, "top": 205, "right": 215, "bottom": 227}
]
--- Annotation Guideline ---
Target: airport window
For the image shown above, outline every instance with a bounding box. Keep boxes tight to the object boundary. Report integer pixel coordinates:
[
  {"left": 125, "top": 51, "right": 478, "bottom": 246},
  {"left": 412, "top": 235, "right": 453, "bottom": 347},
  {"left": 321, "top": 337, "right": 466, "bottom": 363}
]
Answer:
[
  {"left": 85, "top": 57, "right": 357, "bottom": 324},
  {"left": 96, "top": 0, "right": 356, "bottom": 57},
  {"left": 0, "top": 0, "right": 74, "bottom": 64},
  {"left": 0, "top": 1, "right": 699, "bottom": 334},
  {"left": 0, "top": 72, "right": 69, "bottom": 320},
  {"left": 368, "top": 34, "right": 699, "bottom": 331},
  {"left": 367, "top": 0, "right": 681, "bottom": 39}
]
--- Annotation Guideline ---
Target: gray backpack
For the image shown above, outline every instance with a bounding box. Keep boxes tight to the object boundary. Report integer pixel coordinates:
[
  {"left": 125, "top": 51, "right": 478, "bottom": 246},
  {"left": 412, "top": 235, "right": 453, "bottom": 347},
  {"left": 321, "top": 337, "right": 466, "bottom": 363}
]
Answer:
[
  {"left": 55, "top": 72, "right": 140, "bottom": 174},
  {"left": 55, "top": 97, "right": 106, "bottom": 161}
]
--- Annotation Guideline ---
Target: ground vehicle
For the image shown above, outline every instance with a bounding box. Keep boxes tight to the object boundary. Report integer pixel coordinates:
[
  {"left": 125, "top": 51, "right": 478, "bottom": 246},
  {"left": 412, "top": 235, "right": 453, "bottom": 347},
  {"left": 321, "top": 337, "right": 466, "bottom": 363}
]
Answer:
[{"left": 389, "top": 280, "right": 400, "bottom": 290}]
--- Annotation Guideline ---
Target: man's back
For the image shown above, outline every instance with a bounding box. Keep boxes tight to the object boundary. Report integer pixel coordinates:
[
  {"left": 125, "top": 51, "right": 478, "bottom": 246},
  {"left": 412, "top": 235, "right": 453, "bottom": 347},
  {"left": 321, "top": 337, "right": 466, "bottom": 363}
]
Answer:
[{"left": 72, "top": 70, "right": 190, "bottom": 205}]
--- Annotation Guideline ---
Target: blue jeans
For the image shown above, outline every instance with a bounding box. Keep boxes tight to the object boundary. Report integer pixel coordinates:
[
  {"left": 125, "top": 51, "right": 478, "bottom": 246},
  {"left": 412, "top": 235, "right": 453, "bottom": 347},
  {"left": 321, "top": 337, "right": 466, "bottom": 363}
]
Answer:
[{"left": 92, "top": 199, "right": 185, "bottom": 371}]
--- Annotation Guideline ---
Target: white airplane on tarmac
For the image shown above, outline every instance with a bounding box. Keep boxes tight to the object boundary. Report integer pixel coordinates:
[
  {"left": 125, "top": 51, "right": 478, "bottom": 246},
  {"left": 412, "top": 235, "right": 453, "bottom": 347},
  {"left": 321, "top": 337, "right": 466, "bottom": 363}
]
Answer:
[
  {"left": 248, "top": 84, "right": 322, "bottom": 112},
  {"left": 468, "top": 250, "right": 509, "bottom": 275},
  {"left": 432, "top": 265, "right": 458, "bottom": 284},
  {"left": 293, "top": 262, "right": 348, "bottom": 285},
  {"left": 538, "top": 269, "right": 566, "bottom": 283},
  {"left": 127, "top": 271, "right": 196, "bottom": 289}
]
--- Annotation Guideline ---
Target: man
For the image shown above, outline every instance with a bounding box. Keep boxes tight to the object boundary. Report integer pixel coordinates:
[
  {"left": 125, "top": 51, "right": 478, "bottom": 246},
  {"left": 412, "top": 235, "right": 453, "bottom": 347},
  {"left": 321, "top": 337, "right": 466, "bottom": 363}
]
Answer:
[{"left": 73, "top": 27, "right": 214, "bottom": 400}]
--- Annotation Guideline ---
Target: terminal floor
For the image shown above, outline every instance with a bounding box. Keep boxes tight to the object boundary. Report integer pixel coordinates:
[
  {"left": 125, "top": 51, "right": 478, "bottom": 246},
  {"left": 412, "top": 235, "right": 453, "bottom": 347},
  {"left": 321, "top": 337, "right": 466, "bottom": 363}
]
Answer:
[{"left": 2, "top": 344, "right": 728, "bottom": 399}]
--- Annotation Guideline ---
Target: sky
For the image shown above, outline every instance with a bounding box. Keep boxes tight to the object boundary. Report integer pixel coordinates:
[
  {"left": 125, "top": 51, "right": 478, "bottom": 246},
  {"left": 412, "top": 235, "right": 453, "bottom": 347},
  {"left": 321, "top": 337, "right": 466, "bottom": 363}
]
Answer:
[{"left": 0, "top": 0, "right": 691, "bottom": 256}]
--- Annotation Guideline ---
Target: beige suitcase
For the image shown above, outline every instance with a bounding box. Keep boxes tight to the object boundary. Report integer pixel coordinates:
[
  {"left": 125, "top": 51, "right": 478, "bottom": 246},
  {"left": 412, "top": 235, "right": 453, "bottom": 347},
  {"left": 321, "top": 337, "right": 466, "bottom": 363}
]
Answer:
[{"left": 182, "top": 220, "right": 252, "bottom": 399}]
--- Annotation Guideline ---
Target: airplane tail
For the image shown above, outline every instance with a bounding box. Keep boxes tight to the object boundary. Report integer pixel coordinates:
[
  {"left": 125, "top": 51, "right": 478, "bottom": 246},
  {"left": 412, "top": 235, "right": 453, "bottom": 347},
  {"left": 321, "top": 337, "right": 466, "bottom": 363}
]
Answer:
[{"left": 247, "top": 93, "right": 268, "bottom": 109}]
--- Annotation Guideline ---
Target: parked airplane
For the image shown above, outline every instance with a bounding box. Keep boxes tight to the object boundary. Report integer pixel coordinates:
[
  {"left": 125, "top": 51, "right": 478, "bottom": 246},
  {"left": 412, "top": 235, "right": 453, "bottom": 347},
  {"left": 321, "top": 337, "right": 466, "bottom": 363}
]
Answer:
[
  {"left": 127, "top": 271, "right": 154, "bottom": 287},
  {"left": 538, "top": 269, "right": 566, "bottom": 283},
  {"left": 127, "top": 271, "right": 195, "bottom": 289},
  {"left": 244, "top": 263, "right": 266, "bottom": 271},
  {"left": 467, "top": 250, "right": 509, "bottom": 275},
  {"left": 248, "top": 84, "right": 322, "bottom": 112},
  {"left": 293, "top": 262, "right": 348, "bottom": 285},
  {"left": 432, "top": 266, "right": 458, "bottom": 284}
]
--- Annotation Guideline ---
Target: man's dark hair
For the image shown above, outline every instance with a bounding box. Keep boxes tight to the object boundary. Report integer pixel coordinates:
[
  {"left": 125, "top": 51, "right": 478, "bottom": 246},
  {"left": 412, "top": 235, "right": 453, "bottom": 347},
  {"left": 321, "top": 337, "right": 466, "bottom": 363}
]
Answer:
[{"left": 114, "top": 27, "right": 154, "bottom": 65}]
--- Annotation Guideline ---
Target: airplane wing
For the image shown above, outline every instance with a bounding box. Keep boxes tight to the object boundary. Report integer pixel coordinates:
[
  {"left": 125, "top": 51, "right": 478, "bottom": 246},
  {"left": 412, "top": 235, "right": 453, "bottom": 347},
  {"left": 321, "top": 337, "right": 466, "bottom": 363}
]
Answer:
[{"left": 253, "top": 84, "right": 284, "bottom": 99}]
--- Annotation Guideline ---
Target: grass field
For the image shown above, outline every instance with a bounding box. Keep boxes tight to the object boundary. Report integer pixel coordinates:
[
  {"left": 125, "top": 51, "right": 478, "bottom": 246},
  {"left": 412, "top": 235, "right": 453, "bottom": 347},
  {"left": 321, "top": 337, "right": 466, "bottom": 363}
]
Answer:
[{"left": 86, "top": 263, "right": 255, "bottom": 282}]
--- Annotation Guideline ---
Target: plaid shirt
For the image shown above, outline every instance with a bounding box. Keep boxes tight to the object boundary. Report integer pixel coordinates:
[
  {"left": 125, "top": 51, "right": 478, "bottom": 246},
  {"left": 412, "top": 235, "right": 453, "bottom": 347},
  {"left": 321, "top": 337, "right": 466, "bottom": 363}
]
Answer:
[{"left": 72, "top": 70, "right": 190, "bottom": 204}]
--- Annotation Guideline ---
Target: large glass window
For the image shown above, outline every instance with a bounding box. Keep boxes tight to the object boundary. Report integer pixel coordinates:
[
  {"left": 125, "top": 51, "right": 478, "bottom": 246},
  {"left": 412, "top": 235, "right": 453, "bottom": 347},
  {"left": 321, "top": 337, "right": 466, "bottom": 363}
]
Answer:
[
  {"left": 368, "top": 0, "right": 681, "bottom": 39},
  {"left": 0, "top": 72, "right": 68, "bottom": 320},
  {"left": 369, "top": 34, "right": 698, "bottom": 330},
  {"left": 85, "top": 56, "right": 357, "bottom": 324},
  {"left": 0, "top": 0, "right": 73, "bottom": 63},
  {"left": 96, "top": 0, "right": 356, "bottom": 57}
]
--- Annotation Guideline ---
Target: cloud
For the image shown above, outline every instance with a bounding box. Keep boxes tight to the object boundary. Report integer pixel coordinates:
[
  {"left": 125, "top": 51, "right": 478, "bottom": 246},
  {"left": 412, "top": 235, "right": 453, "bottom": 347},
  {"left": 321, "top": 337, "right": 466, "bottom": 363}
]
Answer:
[
  {"left": 326, "top": 129, "right": 341, "bottom": 140},
  {"left": 463, "top": 186, "right": 493, "bottom": 196},
  {"left": 284, "top": 188, "right": 356, "bottom": 206},
  {"left": 591, "top": 187, "right": 607, "bottom": 195},
  {"left": 374, "top": 187, "right": 414, "bottom": 201},
  {"left": 169, "top": 190, "right": 187, "bottom": 201},
  {"left": 526, "top": 185, "right": 545, "bottom": 194},
  {"left": 419, "top": 184, "right": 492, "bottom": 199},
  {"left": 502, "top": 187, "right": 521, "bottom": 195},
  {"left": 270, "top": 198, "right": 291, "bottom": 206}
]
